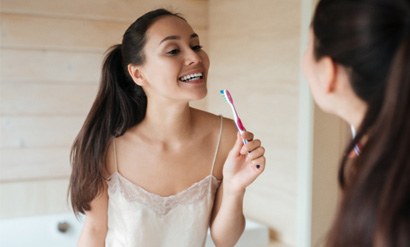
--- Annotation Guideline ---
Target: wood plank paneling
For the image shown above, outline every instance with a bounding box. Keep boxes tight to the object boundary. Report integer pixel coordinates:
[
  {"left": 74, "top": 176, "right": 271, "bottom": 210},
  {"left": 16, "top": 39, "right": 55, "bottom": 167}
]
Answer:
[
  {"left": 0, "top": 0, "right": 209, "bottom": 218},
  {"left": 0, "top": 83, "right": 98, "bottom": 115},
  {"left": 0, "top": 148, "right": 71, "bottom": 181},
  {"left": 311, "top": 108, "right": 346, "bottom": 245},
  {"left": 0, "top": 49, "right": 102, "bottom": 83},
  {"left": 0, "top": 179, "right": 70, "bottom": 218},
  {"left": 1, "top": 116, "right": 85, "bottom": 148},
  {"left": 0, "top": 0, "right": 208, "bottom": 27},
  {"left": 0, "top": 13, "right": 128, "bottom": 52},
  {"left": 0, "top": 13, "right": 207, "bottom": 52},
  {"left": 208, "top": 0, "right": 301, "bottom": 245}
]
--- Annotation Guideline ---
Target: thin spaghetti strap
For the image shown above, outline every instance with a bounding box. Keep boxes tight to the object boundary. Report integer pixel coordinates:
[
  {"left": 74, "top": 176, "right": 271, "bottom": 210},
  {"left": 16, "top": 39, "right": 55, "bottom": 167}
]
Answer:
[
  {"left": 210, "top": 115, "right": 223, "bottom": 176},
  {"left": 113, "top": 138, "right": 119, "bottom": 173}
]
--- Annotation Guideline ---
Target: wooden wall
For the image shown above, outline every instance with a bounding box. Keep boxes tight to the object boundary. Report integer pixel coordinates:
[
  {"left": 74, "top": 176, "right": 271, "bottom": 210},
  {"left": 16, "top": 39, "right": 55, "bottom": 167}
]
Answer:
[
  {"left": 1, "top": 1, "right": 344, "bottom": 246},
  {"left": 0, "top": 0, "right": 208, "bottom": 217},
  {"left": 207, "top": 1, "right": 345, "bottom": 246},
  {"left": 207, "top": 0, "right": 301, "bottom": 245}
]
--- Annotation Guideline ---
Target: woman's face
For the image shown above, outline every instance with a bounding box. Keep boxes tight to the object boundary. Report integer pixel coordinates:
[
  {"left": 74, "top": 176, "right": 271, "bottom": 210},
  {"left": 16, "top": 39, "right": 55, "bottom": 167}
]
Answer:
[
  {"left": 302, "top": 30, "right": 367, "bottom": 127},
  {"left": 138, "top": 15, "right": 210, "bottom": 102}
]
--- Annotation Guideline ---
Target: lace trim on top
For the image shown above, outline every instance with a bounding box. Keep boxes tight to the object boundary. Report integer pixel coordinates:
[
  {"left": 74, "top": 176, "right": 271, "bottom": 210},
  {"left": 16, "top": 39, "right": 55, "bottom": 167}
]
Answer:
[{"left": 108, "top": 172, "right": 221, "bottom": 215}]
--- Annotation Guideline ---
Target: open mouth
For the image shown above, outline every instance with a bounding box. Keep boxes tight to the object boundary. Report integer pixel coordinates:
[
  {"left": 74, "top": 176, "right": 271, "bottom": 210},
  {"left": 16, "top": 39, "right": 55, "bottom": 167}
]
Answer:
[{"left": 179, "top": 73, "right": 204, "bottom": 83}]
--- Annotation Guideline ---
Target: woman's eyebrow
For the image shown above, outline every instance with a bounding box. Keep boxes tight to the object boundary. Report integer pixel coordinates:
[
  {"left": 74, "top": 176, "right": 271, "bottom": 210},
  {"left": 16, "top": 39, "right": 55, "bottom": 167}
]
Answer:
[{"left": 159, "top": 33, "right": 199, "bottom": 44}]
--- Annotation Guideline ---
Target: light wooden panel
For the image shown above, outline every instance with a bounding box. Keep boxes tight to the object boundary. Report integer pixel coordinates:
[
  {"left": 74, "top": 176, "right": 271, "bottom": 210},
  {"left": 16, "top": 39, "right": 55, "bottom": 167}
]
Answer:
[
  {"left": 0, "top": 49, "right": 102, "bottom": 83},
  {"left": 208, "top": 0, "right": 301, "bottom": 245},
  {"left": 0, "top": 0, "right": 208, "bottom": 52},
  {"left": 1, "top": 116, "right": 85, "bottom": 148},
  {"left": 0, "top": 13, "right": 207, "bottom": 52},
  {"left": 0, "top": 83, "right": 98, "bottom": 115},
  {"left": 0, "top": 0, "right": 208, "bottom": 27},
  {"left": 0, "top": 179, "right": 70, "bottom": 218},
  {"left": 0, "top": 13, "right": 128, "bottom": 52},
  {"left": 0, "top": 148, "right": 71, "bottom": 181},
  {"left": 311, "top": 107, "right": 347, "bottom": 246},
  {"left": 0, "top": 0, "right": 209, "bottom": 218}
]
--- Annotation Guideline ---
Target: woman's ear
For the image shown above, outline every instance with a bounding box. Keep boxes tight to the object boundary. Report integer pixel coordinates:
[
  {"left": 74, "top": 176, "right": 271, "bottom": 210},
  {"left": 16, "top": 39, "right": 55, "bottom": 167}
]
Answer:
[
  {"left": 317, "top": 56, "right": 337, "bottom": 93},
  {"left": 127, "top": 64, "right": 144, "bottom": 86}
]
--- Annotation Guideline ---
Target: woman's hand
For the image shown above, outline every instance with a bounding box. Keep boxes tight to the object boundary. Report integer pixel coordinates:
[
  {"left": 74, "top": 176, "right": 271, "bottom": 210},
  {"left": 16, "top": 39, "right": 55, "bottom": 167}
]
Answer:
[{"left": 222, "top": 131, "right": 265, "bottom": 194}]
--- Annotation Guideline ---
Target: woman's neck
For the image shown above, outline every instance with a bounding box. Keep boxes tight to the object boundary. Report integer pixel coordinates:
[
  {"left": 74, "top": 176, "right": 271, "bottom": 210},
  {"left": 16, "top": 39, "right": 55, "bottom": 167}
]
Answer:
[
  {"left": 336, "top": 93, "right": 367, "bottom": 131},
  {"left": 136, "top": 101, "right": 196, "bottom": 143},
  {"left": 347, "top": 105, "right": 366, "bottom": 131}
]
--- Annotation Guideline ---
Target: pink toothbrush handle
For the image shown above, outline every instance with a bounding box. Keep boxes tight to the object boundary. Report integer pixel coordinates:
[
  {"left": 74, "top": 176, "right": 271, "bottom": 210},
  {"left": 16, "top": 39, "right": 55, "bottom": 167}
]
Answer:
[
  {"left": 236, "top": 118, "right": 248, "bottom": 144},
  {"left": 237, "top": 118, "right": 246, "bottom": 132}
]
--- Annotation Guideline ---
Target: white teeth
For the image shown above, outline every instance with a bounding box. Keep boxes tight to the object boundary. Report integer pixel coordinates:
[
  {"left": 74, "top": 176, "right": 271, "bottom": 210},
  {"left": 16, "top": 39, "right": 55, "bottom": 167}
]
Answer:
[{"left": 180, "top": 73, "right": 203, "bottom": 82}]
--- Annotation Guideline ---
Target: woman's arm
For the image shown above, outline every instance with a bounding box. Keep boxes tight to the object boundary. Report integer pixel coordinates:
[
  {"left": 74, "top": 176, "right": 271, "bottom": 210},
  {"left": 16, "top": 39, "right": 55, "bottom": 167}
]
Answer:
[
  {"left": 77, "top": 187, "right": 108, "bottom": 247},
  {"left": 210, "top": 131, "right": 266, "bottom": 246},
  {"left": 210, "top": 183, "right": 246, "bottom": 247}
]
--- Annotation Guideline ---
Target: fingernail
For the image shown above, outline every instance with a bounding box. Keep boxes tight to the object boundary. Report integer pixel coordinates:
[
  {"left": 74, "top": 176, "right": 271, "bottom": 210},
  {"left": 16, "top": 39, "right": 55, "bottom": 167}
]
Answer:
[{"left": 256, "top": 164, "right": 260, "bottom": 169}]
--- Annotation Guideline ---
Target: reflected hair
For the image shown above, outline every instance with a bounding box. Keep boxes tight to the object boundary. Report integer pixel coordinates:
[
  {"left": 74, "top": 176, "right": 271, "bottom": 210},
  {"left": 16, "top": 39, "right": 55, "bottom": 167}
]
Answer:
[{"left": 312, "top": 0, "right": 410, "bottom": 246}]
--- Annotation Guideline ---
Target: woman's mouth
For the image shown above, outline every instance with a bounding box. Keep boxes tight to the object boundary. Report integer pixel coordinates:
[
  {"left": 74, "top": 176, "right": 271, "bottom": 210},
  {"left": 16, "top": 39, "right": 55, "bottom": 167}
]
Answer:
[{"left": 179, "top": 72, "right": 204, "bottom": 83}]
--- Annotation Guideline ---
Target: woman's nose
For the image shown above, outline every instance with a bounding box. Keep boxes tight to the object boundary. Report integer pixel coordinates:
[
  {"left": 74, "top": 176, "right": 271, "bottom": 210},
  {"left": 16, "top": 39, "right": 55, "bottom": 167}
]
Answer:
[{"left": 184, "top": 50, "right": 202, "bottom": 66}]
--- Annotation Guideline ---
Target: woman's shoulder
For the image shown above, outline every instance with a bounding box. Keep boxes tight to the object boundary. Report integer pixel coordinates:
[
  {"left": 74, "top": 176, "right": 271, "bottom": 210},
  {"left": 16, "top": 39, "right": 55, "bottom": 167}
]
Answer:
[
  {"left": 191, "top": 107, "right": 237, "bottom": 150},
  {"left": 105, "top": 137, "right": 119, "bottom": 177},
  {"left": 191, "top": 107, "right": 237, "bottom": 134},
  {"left": 191, "top": 108, "right": 237, "bottom": 178}
]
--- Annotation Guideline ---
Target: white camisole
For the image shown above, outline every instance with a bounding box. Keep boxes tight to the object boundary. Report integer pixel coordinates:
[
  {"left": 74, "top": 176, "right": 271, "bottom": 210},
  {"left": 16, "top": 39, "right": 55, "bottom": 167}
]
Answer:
[{"left": 105, "top": 117, "right": 223, "bottom": 247}]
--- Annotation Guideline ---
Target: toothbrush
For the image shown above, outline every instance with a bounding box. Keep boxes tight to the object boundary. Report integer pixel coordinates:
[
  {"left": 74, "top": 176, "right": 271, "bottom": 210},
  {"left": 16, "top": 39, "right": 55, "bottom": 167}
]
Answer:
[{"left": 220, "top": 89, "right": 247, "bottom": 144}]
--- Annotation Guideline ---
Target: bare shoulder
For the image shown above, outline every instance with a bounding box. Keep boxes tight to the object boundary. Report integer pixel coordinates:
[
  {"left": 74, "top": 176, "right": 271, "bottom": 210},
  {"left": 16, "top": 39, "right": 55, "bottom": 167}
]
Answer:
[
  {"left": 219, "top": 117, "right": 237, "bottom": 156},
  {"left": 191, "top": 107, "right": 236, "bottom": 138},
  {"left": 191, "top": 108, "right": 238, "bottom": 178},
  {"left": 105, "top": 137, "right": 116, "bottom": 176},
  {"left": 215, "top": 116, "right": 237, "bottom": 179}
]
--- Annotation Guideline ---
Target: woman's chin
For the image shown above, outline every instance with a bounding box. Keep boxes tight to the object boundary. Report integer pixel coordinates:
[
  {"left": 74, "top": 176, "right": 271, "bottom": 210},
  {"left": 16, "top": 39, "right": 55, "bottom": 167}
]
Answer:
[{"left": 192, "top": 89, "right": 207, "bottom": 101}]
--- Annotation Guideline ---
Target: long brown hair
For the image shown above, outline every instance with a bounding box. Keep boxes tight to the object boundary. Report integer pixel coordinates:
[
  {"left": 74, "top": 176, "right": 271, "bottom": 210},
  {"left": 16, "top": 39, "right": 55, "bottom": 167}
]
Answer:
[
  {"left": 69, "top": 9, "right": 185, "bottom": 215},
  {"left": 312, "top": 0, "right": 410, "bottom": 245}
]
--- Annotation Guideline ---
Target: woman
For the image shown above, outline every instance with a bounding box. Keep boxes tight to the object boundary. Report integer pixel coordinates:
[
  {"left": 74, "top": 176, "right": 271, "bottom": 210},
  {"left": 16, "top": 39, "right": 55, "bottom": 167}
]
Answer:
[
  {"left": 302, "top": 0, "right": 410, "bottom": 245},
  {"left": 69, "top": 9, "right": 265, "bottom": 247}
]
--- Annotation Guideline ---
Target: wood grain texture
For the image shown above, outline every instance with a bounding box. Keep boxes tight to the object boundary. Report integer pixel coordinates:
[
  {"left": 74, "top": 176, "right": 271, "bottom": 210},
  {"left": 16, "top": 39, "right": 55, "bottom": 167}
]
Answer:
[
  {"left": 0, "top": 148, "right": 71, "bottom": 181},
  {"left": 0, "top": 0, "right": 207, "bottom": 26},
  {"left": 0, "top": 0, "right": 209, "bottom": 218},
  {"left": 0, "top": 13, "right": 128, "bottom": 52},
  {"left": 0, "top": 179, "right": 70, "bottom": 218},
  {"left": 208, "top": 0, "right": 301, "bottom": 245},
  {"left": 0, "top": 49, "right": 103, "bottom": 83},
  {"left": 0, "top": 83, "right": 98, "bottom": 115}
]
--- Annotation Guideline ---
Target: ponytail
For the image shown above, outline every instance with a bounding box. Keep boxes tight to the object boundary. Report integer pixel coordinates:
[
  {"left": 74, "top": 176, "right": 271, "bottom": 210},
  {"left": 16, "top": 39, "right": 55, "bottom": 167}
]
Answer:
[
  {"left": 326, "top": 10, "right": 410, "bottom": 247},
  {"left": 69, "top": 45, "right": 146, "bottom": 214},
  {"left": 360, "top": 29, "right": 410, "bottom": 246}
]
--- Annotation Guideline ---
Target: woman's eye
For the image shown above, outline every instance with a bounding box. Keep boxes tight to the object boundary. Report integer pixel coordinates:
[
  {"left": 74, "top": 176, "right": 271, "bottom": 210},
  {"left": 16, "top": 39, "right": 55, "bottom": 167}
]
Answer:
[
  {"left": 167, "top": 49, "right": 180, "bottom": 56},
  {"left": 192, "top": 45, "right": 203, "bottom": 52}
]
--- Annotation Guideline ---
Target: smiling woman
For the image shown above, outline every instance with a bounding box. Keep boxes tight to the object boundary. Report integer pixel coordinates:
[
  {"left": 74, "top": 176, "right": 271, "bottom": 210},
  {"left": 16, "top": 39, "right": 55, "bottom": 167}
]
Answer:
[
  {"left": 68, "top": 8, "right": 266, "bottom": 247},
  {"left": 1, "top": 0, "right": 316, "bottom": 246},
  {"left": 127, "top": 14, "right": 210, "bottom": 101}
]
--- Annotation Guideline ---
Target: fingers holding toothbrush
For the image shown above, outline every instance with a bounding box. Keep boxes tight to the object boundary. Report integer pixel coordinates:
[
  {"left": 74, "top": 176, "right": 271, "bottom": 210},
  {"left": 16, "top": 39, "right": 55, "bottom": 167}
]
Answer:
[
  {"left": 239, "top": 131, "right": 253, "bottom": 144},
  {"left": 219, "top": 89, "right": 264, "bottom": 190},
  {"left": 223, "top": 131, "right": 265, "bottom": 193},
  {"left": 241, "top": 132, "right": 265, "bottom": 172},
  {"left": 239, "top": 131, "right": 265, "bottom": 167}
]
